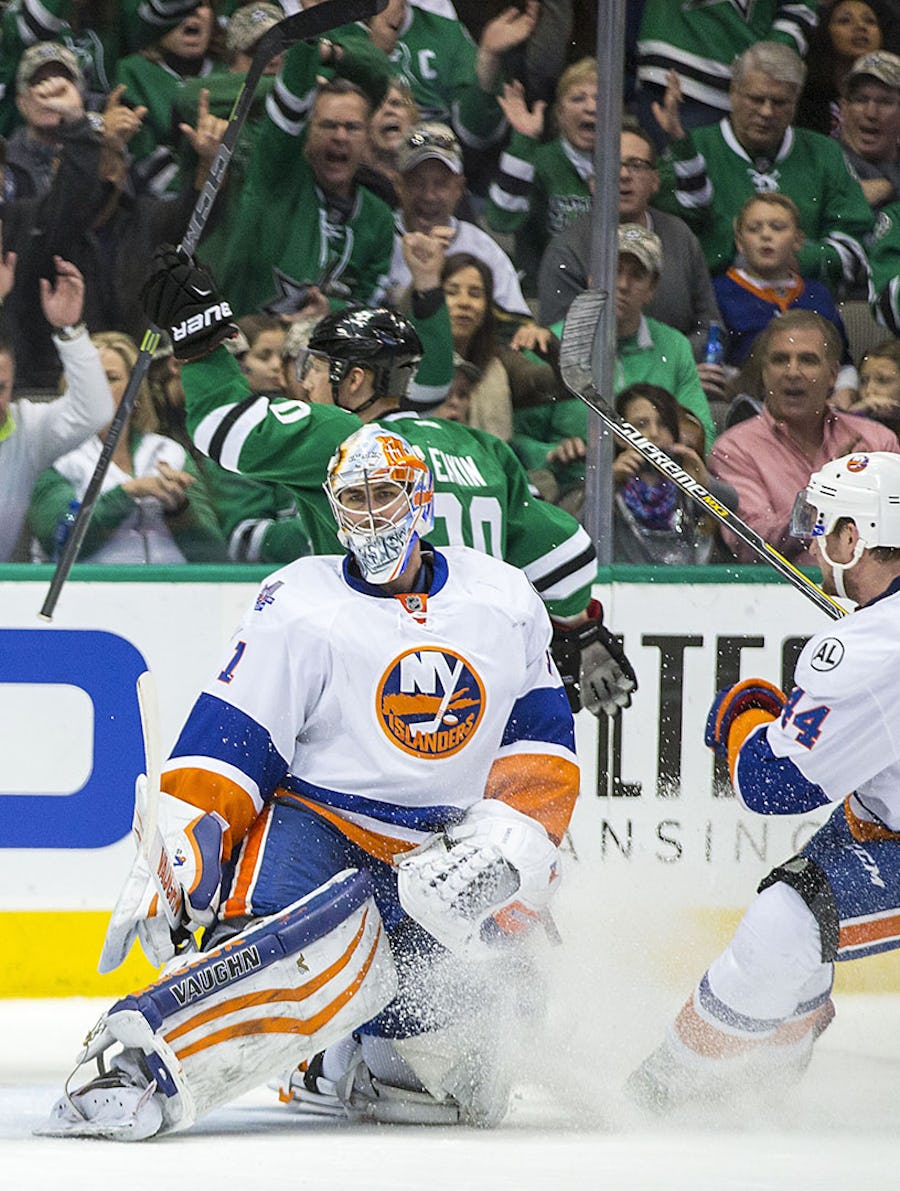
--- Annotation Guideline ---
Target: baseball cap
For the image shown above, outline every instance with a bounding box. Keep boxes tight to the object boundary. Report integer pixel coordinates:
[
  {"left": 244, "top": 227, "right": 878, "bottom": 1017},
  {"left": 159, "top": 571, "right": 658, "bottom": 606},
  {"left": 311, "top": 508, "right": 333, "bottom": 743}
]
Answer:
[
  {"left": 16, "top": 42, "right": 84, "bottom": 94},
  {"left": 226, "top": 3, "right": 282, "bottom": 56},
  {"left": 397, "top": 122, "right": 463, "bottom": 176},
  {"left": 617, "top": 223, "right": 663, "bottom": 274},
  {"left": 844, "top": 50, "right": 900, "bottom": 93}
]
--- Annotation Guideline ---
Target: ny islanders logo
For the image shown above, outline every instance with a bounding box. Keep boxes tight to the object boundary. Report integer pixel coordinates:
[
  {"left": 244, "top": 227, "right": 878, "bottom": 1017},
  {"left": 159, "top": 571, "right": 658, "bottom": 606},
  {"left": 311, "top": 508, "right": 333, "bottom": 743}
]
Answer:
[{"left": 377, "top": 647, "right": 485, "bottom": 758}]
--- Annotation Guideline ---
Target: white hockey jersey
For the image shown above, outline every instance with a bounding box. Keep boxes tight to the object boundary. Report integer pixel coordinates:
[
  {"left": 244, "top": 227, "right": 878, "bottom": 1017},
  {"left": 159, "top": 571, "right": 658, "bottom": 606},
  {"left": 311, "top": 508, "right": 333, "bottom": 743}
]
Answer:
[
  {"left": 735, "top": 582, "right": 900, "bottom": 831},
  {"left": 161, "top": 546, "right": 579, "bottom": 864}
]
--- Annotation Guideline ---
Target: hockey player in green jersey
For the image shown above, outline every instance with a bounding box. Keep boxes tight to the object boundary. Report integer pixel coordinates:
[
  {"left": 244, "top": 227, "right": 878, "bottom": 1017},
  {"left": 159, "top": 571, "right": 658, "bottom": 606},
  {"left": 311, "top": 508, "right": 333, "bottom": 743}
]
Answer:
[
  {"left": 652, "top": 41, "right": 872, "bottom": 293},
  {"left": 141, "top": 244, "right": 637, "bottom": 719}
]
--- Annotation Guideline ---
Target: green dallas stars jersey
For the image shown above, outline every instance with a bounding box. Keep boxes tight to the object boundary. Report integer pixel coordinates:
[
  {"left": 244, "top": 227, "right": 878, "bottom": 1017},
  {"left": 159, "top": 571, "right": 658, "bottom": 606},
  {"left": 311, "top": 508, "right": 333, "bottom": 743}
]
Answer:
[
  {"left": 656, "top": 120, "right": 873, "bottom": 289},
  {"left": 637, "top": 0, "right": 819, "bottom": 112},
  {"left": 332, "top": 0, "right": 505, "bottom": 150},
  {"left": 212, "top": 35, "right": 394, "bottom": 317},
  {"left": 868, "top": 202, "right": 900, "bottom": 336},
  {"left": 182, "top": 347, "right": 597, "bottom": 619}
]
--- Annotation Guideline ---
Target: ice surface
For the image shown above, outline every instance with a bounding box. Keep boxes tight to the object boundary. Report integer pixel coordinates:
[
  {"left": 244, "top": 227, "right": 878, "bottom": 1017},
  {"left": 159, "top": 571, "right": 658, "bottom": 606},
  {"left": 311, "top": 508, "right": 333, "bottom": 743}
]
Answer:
[{"left": 3, "top": 973, "right": 900, "bottom": 1189}]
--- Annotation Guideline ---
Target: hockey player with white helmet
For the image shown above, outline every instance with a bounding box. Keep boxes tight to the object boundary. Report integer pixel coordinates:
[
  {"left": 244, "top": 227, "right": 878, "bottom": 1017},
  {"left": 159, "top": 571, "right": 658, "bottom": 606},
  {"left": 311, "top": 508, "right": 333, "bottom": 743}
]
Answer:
[
  {"left": 45, "top": 424, "right": 579, "bottom": 1139},
  {"left": 629, "top": 450, "right": 900, "bottom": 1113}
]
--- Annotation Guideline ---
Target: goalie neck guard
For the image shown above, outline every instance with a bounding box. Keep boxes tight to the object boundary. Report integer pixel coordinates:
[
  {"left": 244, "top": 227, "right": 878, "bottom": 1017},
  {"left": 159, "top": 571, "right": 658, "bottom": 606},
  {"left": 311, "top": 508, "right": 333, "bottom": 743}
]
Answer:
[{"left": 325, "top": 425, "right": 435, "bottom": 585}]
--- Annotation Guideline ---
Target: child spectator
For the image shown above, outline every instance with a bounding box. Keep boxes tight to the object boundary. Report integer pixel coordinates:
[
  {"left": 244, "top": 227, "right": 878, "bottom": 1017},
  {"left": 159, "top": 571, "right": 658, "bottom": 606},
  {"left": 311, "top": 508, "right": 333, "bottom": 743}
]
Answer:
[
  {"left": 430, "top": 353, "right": 481, "bottom": 426},
  {"left": 846, "top": 337, "right": 900, "bottom": 436},
  {"left": 713, "top": 193, "right": 856, "bottom": 408},
  {"left": 231, "top": 313, "right": 287, "bottom": 395}
]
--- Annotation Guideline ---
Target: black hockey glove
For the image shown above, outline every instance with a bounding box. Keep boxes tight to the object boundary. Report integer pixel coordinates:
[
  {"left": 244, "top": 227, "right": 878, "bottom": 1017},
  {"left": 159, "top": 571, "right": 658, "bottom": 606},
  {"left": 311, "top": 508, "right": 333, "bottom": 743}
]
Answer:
[
  {"left": 141, "top": 244, "right": 237, "bottom": 362},
  {"left": 551, "top": 600, "right": 637, "bottom": 718}
]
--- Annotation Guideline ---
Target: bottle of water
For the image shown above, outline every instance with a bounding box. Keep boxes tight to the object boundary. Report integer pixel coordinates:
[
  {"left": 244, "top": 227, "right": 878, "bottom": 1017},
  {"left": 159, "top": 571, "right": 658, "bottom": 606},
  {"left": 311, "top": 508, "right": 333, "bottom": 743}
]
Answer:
[
  {"left": 703, "top": 322, "right": 725, "bottom": 366},
  {"left": 52, "top": 498, "right": 80, "bottom": 561}
]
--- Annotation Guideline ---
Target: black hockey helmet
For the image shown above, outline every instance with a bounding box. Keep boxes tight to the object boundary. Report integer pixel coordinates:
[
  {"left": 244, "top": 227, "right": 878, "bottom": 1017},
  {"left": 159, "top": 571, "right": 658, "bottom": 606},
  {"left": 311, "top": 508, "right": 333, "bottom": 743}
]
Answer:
[{"left": 307, "top": 306, "right": 423, "bottom": 407}]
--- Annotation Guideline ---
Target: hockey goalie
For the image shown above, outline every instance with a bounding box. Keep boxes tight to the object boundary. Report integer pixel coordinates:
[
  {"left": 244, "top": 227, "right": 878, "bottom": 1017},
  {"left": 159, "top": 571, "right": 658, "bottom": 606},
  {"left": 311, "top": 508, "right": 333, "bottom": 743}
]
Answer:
[{"left": 45, "top": 424, "right": 580, "bottom": 1139}]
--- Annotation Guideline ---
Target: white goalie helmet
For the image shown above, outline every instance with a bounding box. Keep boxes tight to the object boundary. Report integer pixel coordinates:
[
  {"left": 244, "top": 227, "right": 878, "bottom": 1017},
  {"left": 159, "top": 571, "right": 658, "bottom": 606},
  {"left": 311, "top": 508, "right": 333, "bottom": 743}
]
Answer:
[
  {"left": 791, "top": 452, "right": 900, "bottom": 549},
  {"left": 325, "top": 425, "right": 434, "bottom": 584}
]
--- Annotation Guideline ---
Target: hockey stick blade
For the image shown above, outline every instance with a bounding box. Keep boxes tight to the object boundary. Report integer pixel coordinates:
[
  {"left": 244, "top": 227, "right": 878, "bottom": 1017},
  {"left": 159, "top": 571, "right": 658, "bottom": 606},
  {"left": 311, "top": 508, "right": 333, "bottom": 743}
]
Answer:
[
  {"left": 38, "top": 0, "right": 385, "bottom": 622},
  {"left": 559, "top": 290, "right": 846, "bottom": 622}
]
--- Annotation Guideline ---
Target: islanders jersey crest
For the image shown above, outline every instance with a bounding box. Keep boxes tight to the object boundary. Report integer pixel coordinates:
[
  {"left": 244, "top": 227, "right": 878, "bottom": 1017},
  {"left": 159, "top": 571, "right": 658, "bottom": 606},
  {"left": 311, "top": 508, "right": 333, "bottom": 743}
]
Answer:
[{"left": 377, "top": 647, "right": 485, "bottom": 758}]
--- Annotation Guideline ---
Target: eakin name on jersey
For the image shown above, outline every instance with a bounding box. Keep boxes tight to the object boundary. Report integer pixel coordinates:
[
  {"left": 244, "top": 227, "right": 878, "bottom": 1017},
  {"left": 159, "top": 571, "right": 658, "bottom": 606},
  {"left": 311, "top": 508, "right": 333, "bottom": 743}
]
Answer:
[{"left": 160, "top": 547, "right": 580, "bottom": 920}]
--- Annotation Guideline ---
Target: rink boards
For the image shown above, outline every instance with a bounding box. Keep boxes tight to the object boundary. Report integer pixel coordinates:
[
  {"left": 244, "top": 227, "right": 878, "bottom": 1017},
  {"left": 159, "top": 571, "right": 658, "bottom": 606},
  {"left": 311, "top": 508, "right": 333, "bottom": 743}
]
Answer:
[{"left": 1, "top": 563, "right": 897, "bottom": 997}]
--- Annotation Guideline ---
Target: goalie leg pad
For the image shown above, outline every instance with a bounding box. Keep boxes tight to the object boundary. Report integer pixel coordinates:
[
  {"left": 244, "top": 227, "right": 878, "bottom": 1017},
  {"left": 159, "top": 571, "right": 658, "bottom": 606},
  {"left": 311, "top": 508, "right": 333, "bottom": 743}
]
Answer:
[{"left": 52, "top": 869, "right": 397, "bottom": 1138}]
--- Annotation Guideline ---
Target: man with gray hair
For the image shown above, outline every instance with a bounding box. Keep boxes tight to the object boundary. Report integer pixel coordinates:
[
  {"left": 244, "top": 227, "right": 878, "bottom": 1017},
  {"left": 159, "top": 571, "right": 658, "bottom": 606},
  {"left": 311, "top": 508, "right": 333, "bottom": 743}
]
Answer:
[{"left": 652, "top": 41, "right": 873, "bottom": 295}]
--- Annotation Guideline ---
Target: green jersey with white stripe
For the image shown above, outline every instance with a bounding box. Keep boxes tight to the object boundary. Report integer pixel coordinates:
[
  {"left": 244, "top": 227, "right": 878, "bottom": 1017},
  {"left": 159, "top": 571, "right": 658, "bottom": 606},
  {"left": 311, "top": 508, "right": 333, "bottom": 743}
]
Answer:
[{"left": 182, "top": 347, "right": 596, "bottom": 618}]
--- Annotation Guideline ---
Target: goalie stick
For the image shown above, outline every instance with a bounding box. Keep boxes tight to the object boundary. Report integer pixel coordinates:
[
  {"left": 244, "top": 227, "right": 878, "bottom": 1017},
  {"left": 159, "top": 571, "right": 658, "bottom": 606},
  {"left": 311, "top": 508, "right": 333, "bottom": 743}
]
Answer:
[
  {"left": 135, "top": 670, "right": 188, "bottom": 936},
  {"left": 39, "top": 0, "right": 387, "bottom": 622},
  {"left": 98, "top": 670, "right": 190, "bottom": 972},
  {"left": 559, "top": 289, "right": 847, "bottom": 622}
]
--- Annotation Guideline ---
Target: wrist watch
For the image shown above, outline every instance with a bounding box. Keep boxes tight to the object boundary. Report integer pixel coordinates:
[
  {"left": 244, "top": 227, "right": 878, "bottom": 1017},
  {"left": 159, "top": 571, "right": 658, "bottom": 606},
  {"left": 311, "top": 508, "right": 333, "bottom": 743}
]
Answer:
[{"left": 53, "top": 322, "right": 87, "bottom": 342}]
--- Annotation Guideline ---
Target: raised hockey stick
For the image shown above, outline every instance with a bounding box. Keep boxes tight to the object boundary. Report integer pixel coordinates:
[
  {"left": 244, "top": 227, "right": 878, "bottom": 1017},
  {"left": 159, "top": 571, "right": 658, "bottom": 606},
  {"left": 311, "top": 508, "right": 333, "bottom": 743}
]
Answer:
[
  {"left": 39, "top": 0, "right": 386, "bottom": 621},
  {"left": 559, "top": 289, "right": 847, "bottom": 622}
]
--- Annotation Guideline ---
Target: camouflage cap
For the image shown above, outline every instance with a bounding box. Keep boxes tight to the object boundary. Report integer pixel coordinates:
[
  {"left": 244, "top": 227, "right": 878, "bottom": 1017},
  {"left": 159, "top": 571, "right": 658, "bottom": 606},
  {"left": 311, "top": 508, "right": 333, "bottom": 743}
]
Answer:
[
  {"left": 617, "top": 223, "right": 663, "bottom": 274},
  {"left": 397, "top": 122, "right": 463, "bottom": 175},
  {"left": 845, "top": 51, "right": 900, "bottom": 93},
  {"left": 16, "top": 42, "right": 84, "bottom": 94},
  {"left": 226, "top": 3, "right": 282, "bottom": 56}
]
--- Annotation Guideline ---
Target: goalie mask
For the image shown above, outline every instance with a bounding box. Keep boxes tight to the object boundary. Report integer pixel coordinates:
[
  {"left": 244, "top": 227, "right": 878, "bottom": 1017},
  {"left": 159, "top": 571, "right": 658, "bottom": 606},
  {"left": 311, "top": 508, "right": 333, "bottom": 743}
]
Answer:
[
  {"left": 325, "top": 425, "right": 434, "bottom": 584},
  {"left": 790, "top": 452, "right": 900, "bottom": 596}
]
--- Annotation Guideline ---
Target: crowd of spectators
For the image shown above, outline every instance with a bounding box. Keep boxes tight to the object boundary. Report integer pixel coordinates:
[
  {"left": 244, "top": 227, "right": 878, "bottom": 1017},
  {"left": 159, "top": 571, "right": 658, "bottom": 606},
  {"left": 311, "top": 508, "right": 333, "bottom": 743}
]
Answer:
[{"left": 0, "top": 0, "right": 899, "bottom": 571}]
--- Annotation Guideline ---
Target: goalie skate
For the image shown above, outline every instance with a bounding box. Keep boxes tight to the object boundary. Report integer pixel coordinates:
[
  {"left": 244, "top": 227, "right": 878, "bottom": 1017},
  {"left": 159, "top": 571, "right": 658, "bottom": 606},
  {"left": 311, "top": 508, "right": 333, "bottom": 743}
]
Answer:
[
  {"left": 41, "top": 1055, "right": 163, "bottom": 1141},
  {"left": 276, "top": 1053, "right": 345, "bottom": 1117}
]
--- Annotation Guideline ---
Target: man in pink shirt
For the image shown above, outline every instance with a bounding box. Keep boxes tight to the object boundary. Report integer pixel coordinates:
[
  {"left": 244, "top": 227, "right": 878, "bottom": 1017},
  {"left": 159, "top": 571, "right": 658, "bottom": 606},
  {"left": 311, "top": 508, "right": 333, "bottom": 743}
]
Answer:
[{"left": 710, "top": 310, "right": 899, "bottom": 566}]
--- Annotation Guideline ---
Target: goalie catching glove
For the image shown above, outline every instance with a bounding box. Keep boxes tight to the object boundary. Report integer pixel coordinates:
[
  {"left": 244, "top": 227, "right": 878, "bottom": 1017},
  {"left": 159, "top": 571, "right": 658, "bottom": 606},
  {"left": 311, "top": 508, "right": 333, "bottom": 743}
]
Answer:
[
  {"left": 140, "top": 244, "right": 237, "bottom": 362},
  {"left": 551, "top": 599, "right": 637, "bottom": 717},
  {"left": 396, "top": 800, "right": 560, "bottom": 959}
]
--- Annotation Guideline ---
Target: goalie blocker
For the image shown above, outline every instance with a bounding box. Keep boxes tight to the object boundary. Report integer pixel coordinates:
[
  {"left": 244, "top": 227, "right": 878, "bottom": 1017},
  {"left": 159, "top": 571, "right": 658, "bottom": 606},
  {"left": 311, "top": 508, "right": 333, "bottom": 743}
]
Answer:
[{"left": 45, "top": 870, "right": 396, "bottom": 1140}]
